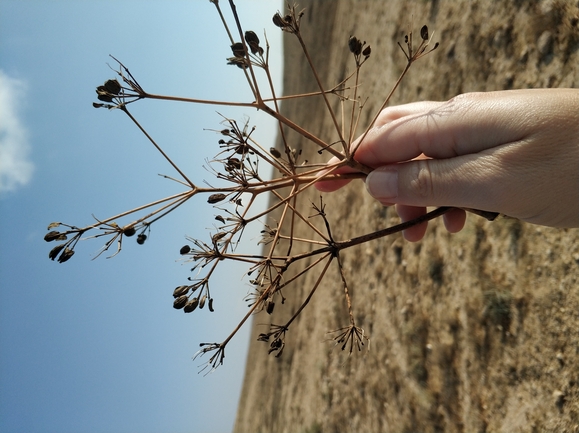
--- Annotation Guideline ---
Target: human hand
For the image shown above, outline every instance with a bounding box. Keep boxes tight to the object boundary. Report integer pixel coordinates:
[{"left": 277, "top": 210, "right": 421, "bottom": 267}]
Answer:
[{"left": 316, "top": 89, "right": 579, "bottom": 241}]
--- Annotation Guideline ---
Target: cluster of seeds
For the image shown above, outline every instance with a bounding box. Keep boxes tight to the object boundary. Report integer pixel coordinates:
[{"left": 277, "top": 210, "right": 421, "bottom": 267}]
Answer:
[
  {"left": 173, "top": 282, "right": 214, "bottom": 314},
  {"left": 45, "top": 1, "right": 446, "bottom": 373},
  {"left": 228, "top": 31, "right": 266, "bottom": 69}
]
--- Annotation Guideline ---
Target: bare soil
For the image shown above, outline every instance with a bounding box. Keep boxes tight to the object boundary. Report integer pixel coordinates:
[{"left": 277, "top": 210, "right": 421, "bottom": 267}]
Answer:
[{"left": 234, "top": 1, "right": 579, "bottom": 432}]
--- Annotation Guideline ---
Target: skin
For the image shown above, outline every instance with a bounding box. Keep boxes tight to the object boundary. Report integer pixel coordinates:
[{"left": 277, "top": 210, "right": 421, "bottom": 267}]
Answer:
[{"left": 315, "top": 89, "right": 579, "bottom": 241}]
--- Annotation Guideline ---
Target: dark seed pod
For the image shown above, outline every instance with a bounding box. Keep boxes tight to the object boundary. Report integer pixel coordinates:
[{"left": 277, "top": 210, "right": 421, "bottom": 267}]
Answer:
[
  {"left": 183, "top": 297, "right": 199, "bottom": 313},
  {"left": 97, "top": 94, "right": 114, "bottom": 103},
  {"left": 49, "top": 244, "right": 66, "bottom": 261},
  {"left": 215, "top": 215, "right": 225, "bottom": 224},
  {"left": 266, "top": 300, "right": 275, "bottom": 315},
  {"left": 123, "top": 227, "right": 136, "bottom": 237},
  {"left": 227, "top": 158, "right": 242, "bottom": 169},
  {"left": 268, "top": 338, "right": 282, "bottom": 354},
  {"left": 173, "top": 285, "right": 189, "bottom": 298},
  {"left": 254, "top": 45, "right": 264, "bottom": 56},
  {"left": 199, "top": 295, "right": 207, "bottom": 309},
  {"left": 180, "top": 245, "right": 191, "bottom": 255},
  {"left": 44, "top": 231, "right": 67, "bottom": 242},
  {"left": 244, "top": 31, "right": 262, "bottom": 55},
  {"left": 230, "top": 42, "right": 246, "bottom": 58},
  {"left": 136, "top": 234, "right": 147, "bottom": 245},
  {"left": 57, "top": 247, "right": 75, "bottom": 263},
  {"left": 272, "top": 13, "right": 287, "bottom": 28},
  {"left": 207, "top": 193, "right": 227, "bottom": 204},
  {"left": 420, "top": 25, "right": 429, "bottom": 41},
  {"left": 244, "top": 31, "right": 260, "bottom": 46},
  {"left": 104, "top": 79, "right": 121, "bottom": 95},
  {"left": 227, "top": 57, "right": 249, "bottom": 69},
  {"left": 362, "top": 45, "right": 372, "bottom": 57},
  {"left": 173, "top": 295, "right": 188, "bottom": 309},
  {"left": 96, "top": 85, "right": 114, "bottom": 102},
  {"left": 212, "top": 232, "right": 227, "bottom": 243},
  {"left": 235, "top": 144, "right": 248, "bottom": 155},
  {"left": 270, "top": 147, "right": 281, "bottom": 158},
  {"left": 348, "top": 35, "right": 362, "bottom": 55},
  {"left": 208, "top": 298, "right": 214, "bottom": 312}
]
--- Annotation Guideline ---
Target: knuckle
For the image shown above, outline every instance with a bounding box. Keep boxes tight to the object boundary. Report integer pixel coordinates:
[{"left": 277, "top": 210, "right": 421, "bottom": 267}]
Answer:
[{"left": 409, "top": 161, "right": 435, "bottom": 200}]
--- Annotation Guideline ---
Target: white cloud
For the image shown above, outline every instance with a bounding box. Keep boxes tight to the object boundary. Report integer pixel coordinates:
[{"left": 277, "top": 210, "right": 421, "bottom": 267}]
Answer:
[{"left": 0, "top": 69, "right": 34, "bottom": 194}]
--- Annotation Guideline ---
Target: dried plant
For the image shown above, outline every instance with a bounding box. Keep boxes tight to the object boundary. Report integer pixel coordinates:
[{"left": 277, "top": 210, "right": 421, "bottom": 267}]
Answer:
[{"left": 45, "top": 1, "right": 494, "bottom": 373}]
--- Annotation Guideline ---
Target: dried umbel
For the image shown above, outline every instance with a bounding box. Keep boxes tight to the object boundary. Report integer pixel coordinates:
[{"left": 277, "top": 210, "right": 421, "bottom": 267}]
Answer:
[{"left": 45, "top": 2, "right": 497, "bottom": 374}]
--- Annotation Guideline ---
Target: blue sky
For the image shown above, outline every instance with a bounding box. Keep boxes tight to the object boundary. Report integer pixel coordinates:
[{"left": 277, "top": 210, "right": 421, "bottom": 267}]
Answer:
[{"left": 0, "top": 1, "right": 282, "bottom": 432}]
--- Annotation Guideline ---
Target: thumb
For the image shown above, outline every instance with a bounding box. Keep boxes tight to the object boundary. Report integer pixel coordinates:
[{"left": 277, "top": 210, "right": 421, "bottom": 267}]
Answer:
[{"left": 365, "top": 154, "right": 500, "bottom": 211}]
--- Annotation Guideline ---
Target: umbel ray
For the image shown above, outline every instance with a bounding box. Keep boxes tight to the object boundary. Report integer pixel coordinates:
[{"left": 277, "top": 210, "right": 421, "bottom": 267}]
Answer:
[{"left": 45, "top": 1, "right": 496, "bottom": 373}]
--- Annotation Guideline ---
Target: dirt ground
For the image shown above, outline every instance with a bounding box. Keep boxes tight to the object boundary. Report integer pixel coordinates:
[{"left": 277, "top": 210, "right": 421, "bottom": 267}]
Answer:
[{"left": 234, "top": 1, "right": 579, "bottom": 432}]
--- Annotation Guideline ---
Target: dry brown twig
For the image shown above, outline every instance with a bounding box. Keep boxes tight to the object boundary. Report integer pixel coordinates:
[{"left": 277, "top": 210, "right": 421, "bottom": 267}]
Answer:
[{"left": 44, "top": 1, "right": 494, "bottom": 373}]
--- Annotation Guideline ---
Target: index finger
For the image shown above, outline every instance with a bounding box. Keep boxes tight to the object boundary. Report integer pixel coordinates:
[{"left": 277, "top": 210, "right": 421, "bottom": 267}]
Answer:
[{"left": 353, "top": 91, "right": 535, "bottom": 167}]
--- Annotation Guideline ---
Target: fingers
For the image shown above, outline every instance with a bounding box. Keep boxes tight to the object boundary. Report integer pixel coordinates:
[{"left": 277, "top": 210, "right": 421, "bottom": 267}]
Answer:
[
  {"left": 318, "top": 89, "right": 579, "bottom": 231},
  {"left": 315, "top": 101, "right": 447, "bottom": 192},
  {"left": 364, "top": 153, "right": 501, "bottom": 211},
  {"left": 314, "top": 163, "right": 357, "bottom": 192},
  {"left": 394, "top": 205, "right": 466, "bottom": 242},
  {"left": 317, "top": 91, "right": 530, "bottom": 192},
  {"left": 442, "top": 207, "right": 467, "bottom": 233},
  {"left": 395, "top": 205, "right": 428, "bottom": 241},
  {"left": 354, "top": 91, "right": 537, "bottom": 167}
]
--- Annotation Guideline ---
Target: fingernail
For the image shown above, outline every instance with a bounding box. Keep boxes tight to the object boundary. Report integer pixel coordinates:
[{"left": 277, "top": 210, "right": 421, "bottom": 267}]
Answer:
[{"left": 366, "top": 166, "right": 398, "bottom": 201}]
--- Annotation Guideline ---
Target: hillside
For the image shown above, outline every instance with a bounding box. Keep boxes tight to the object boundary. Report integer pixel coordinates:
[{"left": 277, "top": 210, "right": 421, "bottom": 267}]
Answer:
[{"left": 234, "top": 1, "right": 579, "bottom": 432}]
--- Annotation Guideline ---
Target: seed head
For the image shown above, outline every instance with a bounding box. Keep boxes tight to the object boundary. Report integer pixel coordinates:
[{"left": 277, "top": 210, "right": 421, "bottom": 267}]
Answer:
[
  {"left": 348, "top": 36, "right": 363, "bottom": 56},
  {"left": 184, "top": 297, "right": 199, "bottom": 313},
  {"left": 103, "top": 79, "right": 121, "bottom": 95},
  {"left": 211, "top": 232, "right": 227, "bottom": 244},
  {"left": 230, "top": 42, "right": 246, "bottom": 58},
  {"left": 57, "top": 247, "right": 75, "bottom": 263},
  {"left": 173, "top": 295, "right": 188, "bottom": 310},
  {"left": 244, "top": 31, "right": 263, "bottom": 55},
  {"left": 44, "top": 231, "right": 67, "bottom": 242},
  {"left": 48, "top": 244, "right": 66, "bottom": 261},
  {"left": 173, "top": 285, "right": 190, "bottom": 298},
  {"left": 207, "top": 193, "right": 227, "bottom": 204},
  {"left": 123, "top": 227, "right": 136, "bottom": 237},
  {"left": 272, "top": 12, "right": 295, "bottom": 31}
]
